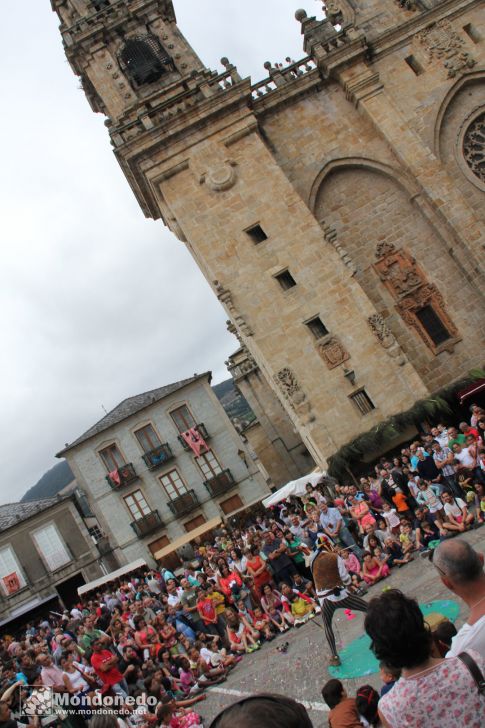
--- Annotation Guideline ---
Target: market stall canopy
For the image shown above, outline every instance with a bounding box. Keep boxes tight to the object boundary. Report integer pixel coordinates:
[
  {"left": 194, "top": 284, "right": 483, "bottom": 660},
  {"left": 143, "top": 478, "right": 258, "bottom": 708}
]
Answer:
[
  {"left": 78, "top": 558, "right": 147, "bottom": 596},
  {"left": 153, "top": 517, "right": 221, "bottom": 561},
  {"left": 262, "top": 471, "right": 326, "bottom": 508}
]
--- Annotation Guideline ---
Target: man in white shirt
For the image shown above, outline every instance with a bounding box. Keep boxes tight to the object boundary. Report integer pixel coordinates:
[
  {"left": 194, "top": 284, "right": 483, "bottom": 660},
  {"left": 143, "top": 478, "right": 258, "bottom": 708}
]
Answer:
[
  {"left": 433, "top": 539, "right": 485, "bottom": 659},
  {"left": 452, "top": 442, "right": 476, "bottom": 470},
  {"left": 441, "top": 491, "right": 474, "bottom": 532}
]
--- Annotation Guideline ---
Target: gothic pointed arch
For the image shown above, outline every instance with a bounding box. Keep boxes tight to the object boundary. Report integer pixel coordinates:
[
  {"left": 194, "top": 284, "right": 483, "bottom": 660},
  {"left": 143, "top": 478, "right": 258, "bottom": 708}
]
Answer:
[
  {"left": 312, "top": 161, "right": 469, "bottom": 371},
  {"left": 308, "top": 156, "right": 418, "bottom": 213}
]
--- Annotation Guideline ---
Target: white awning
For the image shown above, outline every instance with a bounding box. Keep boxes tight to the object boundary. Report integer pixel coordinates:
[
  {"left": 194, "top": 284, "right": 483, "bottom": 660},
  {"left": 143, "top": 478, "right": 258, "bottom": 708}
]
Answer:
[
  {"left": 77, "top": 558, "right": 147, "bottom": 596},
  {"left": 262, "top": 471, "right": 326, "bottom": 508},
  {"left": 153, "top": 517, "right": 221, "bottom": 561}
]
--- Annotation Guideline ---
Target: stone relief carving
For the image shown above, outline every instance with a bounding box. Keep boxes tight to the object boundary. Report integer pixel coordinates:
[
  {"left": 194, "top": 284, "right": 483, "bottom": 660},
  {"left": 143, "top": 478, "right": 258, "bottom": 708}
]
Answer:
[
  {"left": 367, "top": 313, "right": 406, "bottom": 366},
  {"left": 200, "top": 159, "right": 237, "bottom": 191},
  {"left": 322, "top": 1, "right": 343, "bottom": 25},
  {"left": 215, "top": 281, "right": 253, "bottom": 337},
  {"left": 373, "top": 246, "right": 460, "bottom": 354},
  {"left": 463, "top": 112, "right": 485, "bottom": 184},
  {"left": 317, "top": 337, "right": 350, "bottom": 370},
  {"left": 375, "top": 241, "right": 396, "bottom": 259},
  {"left": 417, "top": 20, "right": 476, "bottom": 78},
  {"left": 374, "top": 246, "right": 422, "bottom": 296},
  {"left": 274, "top": 368, "right": 315, "bottom": 424}
]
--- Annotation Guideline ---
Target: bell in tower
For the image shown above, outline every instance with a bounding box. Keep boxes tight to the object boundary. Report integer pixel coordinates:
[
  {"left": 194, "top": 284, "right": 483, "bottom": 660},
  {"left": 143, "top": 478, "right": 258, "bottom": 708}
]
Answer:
[{"left": 50, "top": 0, "right": 206, "bottom": 122}]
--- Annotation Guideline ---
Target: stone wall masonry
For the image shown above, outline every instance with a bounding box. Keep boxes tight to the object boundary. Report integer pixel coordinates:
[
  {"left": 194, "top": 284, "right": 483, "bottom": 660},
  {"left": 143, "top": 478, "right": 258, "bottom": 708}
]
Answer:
[{"left": 156, "top": 125, "right": 429, "bottom": 464}]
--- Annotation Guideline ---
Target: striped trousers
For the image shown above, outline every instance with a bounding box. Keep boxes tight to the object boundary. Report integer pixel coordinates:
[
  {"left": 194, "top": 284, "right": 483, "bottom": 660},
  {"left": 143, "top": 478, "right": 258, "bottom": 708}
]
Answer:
[{"left": 320, "top": 594, "right": 368, "bottom": 657}]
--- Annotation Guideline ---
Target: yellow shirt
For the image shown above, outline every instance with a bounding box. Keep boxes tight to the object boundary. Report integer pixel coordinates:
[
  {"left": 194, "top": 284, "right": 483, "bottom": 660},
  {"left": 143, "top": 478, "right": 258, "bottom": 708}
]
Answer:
[{"left": 206, "top": 590, "right": 226, "bottom": 615}]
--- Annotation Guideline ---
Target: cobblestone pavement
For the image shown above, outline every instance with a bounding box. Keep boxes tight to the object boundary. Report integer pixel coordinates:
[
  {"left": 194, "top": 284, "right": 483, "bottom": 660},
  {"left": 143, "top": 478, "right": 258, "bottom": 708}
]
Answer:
[{"left": 196, "top": 529, "right": 485, "bottom": 727}]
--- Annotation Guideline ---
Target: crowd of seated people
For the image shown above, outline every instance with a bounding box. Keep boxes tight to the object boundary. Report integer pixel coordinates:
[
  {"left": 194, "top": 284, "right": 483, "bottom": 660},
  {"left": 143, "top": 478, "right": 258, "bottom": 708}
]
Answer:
[{"left": 0, "top": 404, "right": 484, "bottom": 728}]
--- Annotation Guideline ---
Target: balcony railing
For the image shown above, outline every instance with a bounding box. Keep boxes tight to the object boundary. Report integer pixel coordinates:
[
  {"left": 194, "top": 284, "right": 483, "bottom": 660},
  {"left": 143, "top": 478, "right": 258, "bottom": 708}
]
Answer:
[
  {"left": 142, "top": 442, "right": 174, "bottom": 471},
  {"left": 168, "top": 489, "right": 200, "bottom": 517},
  {"left": 130, "top": 510, "right": 163, "bottom": 538},
  {"left": 204, "top": 469, "right": 236, "bottom": 498},
  {"left": 177, "top": 423, "right": 210, "bottom": 450},
  {"left": 106, "top": 462, "right": 138, "bottom": 489}
]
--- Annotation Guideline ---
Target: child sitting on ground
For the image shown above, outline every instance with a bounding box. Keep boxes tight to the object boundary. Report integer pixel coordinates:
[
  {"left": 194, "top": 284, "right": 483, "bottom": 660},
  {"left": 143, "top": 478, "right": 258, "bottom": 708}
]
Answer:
[
  {"left": 379, "top": 661, "right": 401, "bottom": 697},
  {"left": 376, "top": 517, "right": 393, "bottom": 542},
  {"left": 321, "top": 678, "right": 362, "bottom": 728},
  {"left": 432, "top": 619, "right": 458, "bottom": 657},
  {"left": 362, "top": 551, "right": 390, "bottom": 585},
  {"left": 372, "top": 544, "right": 390, "bottom": 567},
  {"left": 252, "top": 606, "right": 276, "bottom": 641},
  {"left": 158, "top": 700, "right": 202, "bottom": 728},
  {"left": 280, "top": 583, "right": 316, "bottom": 625},
  {"left": 356, "top": 685, "right": 380, "bottom": 727},
  {"left": 399, "top": 522, "right": 416, "bottom": 555},
  {"left": 340, "top": 548, "right": 367, "bottom": 594}
]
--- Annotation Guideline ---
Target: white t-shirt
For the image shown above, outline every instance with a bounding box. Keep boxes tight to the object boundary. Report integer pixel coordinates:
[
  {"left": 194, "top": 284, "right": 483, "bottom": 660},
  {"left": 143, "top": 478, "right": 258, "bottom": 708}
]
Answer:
[
  {"left": 444, "top": 498, "right": 466, "bottom": 519},
  {"left": 383, "top": 508, "right": 401, "bottom": 529},
  {"left": 447, "top": 615, "right": 485, "bottom": 660},
  {"left": 454, "top": 447, "right": 475, "bottom": 468}
]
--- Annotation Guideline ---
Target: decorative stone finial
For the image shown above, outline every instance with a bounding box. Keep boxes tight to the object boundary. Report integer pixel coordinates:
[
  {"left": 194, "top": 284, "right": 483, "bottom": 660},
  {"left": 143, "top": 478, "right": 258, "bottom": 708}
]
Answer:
[
  {"left": 220, "top": 57, "right": 230, "bottom": 69},
  {"left": 263, "top": 61, "right": 272, "bottom": 71},
  {"left": 295, "top": 9, "right": 307, "bottom": 22}
]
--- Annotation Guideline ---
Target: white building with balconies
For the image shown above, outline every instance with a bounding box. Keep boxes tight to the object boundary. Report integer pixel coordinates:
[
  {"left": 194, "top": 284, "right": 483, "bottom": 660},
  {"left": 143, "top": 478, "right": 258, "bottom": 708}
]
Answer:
[{"left": 57, "top": 373, "right": 270, "bottom": 570}]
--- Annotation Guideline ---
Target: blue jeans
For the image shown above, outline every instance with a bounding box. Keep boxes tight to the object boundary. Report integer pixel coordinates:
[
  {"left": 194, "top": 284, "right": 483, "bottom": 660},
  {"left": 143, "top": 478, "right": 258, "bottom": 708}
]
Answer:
[{"left": 338, "top": 526, "right": 363, "bottom": 559}]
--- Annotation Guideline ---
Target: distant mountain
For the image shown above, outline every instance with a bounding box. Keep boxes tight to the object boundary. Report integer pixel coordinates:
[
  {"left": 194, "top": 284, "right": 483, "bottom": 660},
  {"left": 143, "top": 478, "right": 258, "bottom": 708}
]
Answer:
[
  {"left": 213, "top": 378, "right": 256, "bottom": 430},
  {"left": 20, "top": 460, "right": 74, "bottom": 503}
]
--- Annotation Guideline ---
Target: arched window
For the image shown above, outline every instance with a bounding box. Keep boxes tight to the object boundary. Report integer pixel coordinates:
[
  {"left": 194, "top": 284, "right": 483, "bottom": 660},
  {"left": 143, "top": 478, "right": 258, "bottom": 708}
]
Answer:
[
  {"left": 119, "top": 35, "right": 173, "bottom": 87},
  {"left": 463, "top": 111, "right": 485, "bottom": 184}
]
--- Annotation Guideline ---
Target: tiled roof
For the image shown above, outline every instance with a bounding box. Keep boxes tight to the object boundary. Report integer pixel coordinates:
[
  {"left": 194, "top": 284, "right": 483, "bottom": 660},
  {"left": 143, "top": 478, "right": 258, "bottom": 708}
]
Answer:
[
  {"left": 57, "top": 372, "right": 210, "bottom": 456},
  {"left": 0, "top": 497, "right": 63, "bottom": 532}
]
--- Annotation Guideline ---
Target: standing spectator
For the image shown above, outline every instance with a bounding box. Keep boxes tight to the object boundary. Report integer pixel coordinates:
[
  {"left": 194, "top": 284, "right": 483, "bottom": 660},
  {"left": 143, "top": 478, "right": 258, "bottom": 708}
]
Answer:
[
  {"left": 262, "top": 531, "right": 297, "bottom": 587},
  {"left": 365, "top": 589, "right": 485, "bottom": 727},
  {"left": 416, "top": 450, "right": 440, "bottom": 484},
  {"left": 90, "top": 639, "right": 128, "bottom": 698},
  {"left": 433, "top": 539, "right": 485, "bottom": 659},
  {"left": 319, "top": 503, "right": 362, "bottom": 557},
  {"left": 432, "top": 441, "right": 460, "bottom": 497}
]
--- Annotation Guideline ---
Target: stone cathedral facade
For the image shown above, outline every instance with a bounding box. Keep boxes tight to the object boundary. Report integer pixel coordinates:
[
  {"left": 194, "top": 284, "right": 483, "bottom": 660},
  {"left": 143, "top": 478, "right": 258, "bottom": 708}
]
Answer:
[{"left": 51, "top": 0, "right": 485, "bottom": 471}]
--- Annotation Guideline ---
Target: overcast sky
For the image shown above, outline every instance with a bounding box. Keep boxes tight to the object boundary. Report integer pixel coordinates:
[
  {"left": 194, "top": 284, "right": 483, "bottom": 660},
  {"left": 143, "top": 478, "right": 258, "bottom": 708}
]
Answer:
[{"left": 0, "top": 0, "right": 316, "bottom": 503}]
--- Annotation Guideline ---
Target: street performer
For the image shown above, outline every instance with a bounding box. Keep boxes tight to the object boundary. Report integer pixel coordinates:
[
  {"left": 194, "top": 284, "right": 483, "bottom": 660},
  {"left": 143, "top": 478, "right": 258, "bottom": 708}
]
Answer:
[{"left": 311, "top": 539, "right": 368, "bottom": 666}]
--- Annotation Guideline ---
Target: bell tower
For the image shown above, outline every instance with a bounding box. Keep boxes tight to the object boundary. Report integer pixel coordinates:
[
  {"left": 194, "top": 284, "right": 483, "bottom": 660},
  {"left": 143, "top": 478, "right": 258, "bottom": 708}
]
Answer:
[{"left": 51, "top": 0, "right": 205, "bottom": 121}]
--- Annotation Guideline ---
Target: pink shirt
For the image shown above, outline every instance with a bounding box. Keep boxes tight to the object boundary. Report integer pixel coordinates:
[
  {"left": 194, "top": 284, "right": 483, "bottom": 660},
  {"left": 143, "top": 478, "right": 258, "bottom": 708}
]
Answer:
[{"left": 379, "top": 652, "right": 485, "bottom": 727}]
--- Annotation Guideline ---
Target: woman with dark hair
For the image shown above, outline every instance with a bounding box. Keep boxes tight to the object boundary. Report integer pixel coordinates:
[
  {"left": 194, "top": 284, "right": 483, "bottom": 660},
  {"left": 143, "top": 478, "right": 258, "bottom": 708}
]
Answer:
[
  {"left": 364, "top": 589, "right": 484, "bottom": 726},
  {"left": 208, "top": 693, "right": 313, "bottom": 728}
]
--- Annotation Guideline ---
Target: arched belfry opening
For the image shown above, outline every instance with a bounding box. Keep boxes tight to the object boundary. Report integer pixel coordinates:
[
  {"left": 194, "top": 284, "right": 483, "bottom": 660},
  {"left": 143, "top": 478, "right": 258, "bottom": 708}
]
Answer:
[{"left": 119, "top": 35, "right": 173, "bottom": 87}]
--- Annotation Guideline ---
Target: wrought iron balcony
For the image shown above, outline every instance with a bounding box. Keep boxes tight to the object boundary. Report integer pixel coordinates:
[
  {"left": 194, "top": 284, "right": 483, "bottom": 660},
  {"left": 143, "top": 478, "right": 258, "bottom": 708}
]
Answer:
[
  {"left": 142, "top": 442, "right": 174, "bottom": 471},
  {"left": 106, "top": 463, "right": 138, "bottom": 489},
  {"left": 130, "top": 510, "right": 163, "bottom": 538},
  {"left": 177, "top": 423, "right": 210, "bottom": 450},
  {"left": 204, "top": 469, "right": 236, "bottom": 498},
  {"left": 168, "top": 489, "right": 200, "bottom": 517}
]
